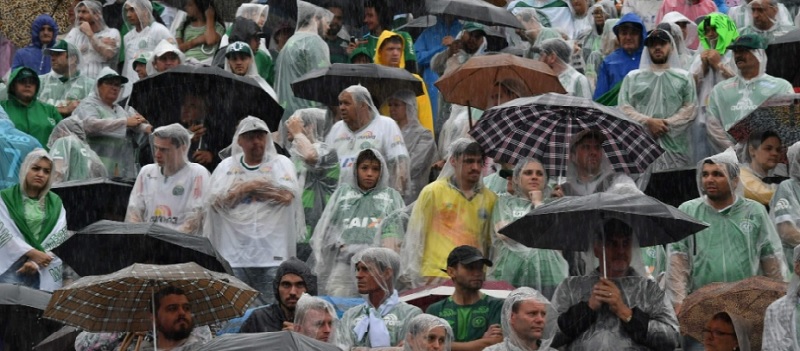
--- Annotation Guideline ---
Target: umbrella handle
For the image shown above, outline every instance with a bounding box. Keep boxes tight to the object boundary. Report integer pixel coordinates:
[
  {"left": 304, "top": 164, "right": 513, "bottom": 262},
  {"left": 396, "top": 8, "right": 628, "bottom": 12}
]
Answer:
[
  {"left": 134, "top": 335, "right": 144, "bottom": 351},
  {"left": 119, "top": 333, "right": 134, "bottom": 350}
]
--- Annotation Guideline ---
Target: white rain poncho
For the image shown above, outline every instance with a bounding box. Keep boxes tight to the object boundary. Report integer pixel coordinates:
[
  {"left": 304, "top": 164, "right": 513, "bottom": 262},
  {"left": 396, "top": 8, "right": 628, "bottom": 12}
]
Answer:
[
  {"left": 336, "top": 248, "right": 423, "bottom": 349},
  {"left": 325, "top": 86, "right": 410, "bottom": 196},
  {"left": 560, "top": 130, "right": 641, "bottom": 196},
  {"left": 64, "top": 1, "right": 121, "bottom": 79},
  {"left": 72, "top": 67, "right": 149, "bottom": 179},
  {"left": 400, "top": 139, "right": 497, "bottom": 286},
  {"left": 511, "top": 7, "right": 563, "bottom": 61},
  {"left": 387, "top": 90, "right": 436, "bottom": 203},
  {"left": 273, "top": 1, "right": 332, "bottom": 145},
  {"left": 571, "top": 0, "right": 594, "bottom": 41},
  {"left": 204, "top": 116, "right": 304, "bottom": 268},
  {"left": 618, "top": 29, "right": 697, "bottom": 173},
  {"left": 489, "top": 159, "right": 568, "bottom": 299},
  {"left": 403, "top": 314, "right": 454, "bottom": 351},
  {"left": 286, "top": 108, "right": 339, "bottom": 241},
  {"left": 37, "top": 41, "right": 95, "bottom": 110},
  {"left": 656, "top": 21, "right": 694, "bottom": 70},
  {"left": 582, "top": 1, "right": 617, "bottom": 58},
  {"left": 551, "top": 222, "right": 680, "bottom": 350},
  {"left": 293, "top": 294, "right": 339, "bottom": 344},
  {"left": 730, "top": 0, "right": 793, "bottom": 29},
  {"left": 539, "top": 38, "right": 593, "bottom": 98},
  {"left": 666, "top": 149, "right": 788, "bottom": 307},
  {"left": 47, "top": 118, "right": 107, "bottom": 183},
  {"left": 223, "top": 41, "right": 277, "bottom": 100},
  {"left": 762, "top": 244, "right": 800, "bottom": 350},
  {"left": 121, "top": 0, "right": 174, "bottom": 98},
  {"left": 770, "top": 141, "right": 800, "bottom": 271},
  {"left": 311, "top": 148, "right": 404, "bottom": 297},
  {"left": 485, "top": 287, "right": 557, "bottom": 351},
  {"left": 436, "top": 105, "right": 482, "bottom": 162},
  {"left": 125, "top": 124, "right": 210, "bottom": 234},
  {"left": 738, "top": 0, "right": 797, "bottom": 43},
  {"left": 660, "top": 11, "right": 698, "bottom": 54},
  {"left": 738, "top": 131, "right": 782, "bottom": 205},
  {"left": 146, "top": 38, "right": 185, "bottom": 76}
]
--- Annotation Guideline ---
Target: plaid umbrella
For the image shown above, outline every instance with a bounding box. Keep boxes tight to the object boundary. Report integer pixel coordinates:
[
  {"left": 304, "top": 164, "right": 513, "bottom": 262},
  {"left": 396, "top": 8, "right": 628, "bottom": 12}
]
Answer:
[
  {"left": 678, "top": 276, "right": 787, "bottom": 351},
  {"left": 727, "top": 94, "right": 800, "bottom": 145},
  {"left": 43, "top": 262, "right": 258, "bottom": 333},
  {"left": 470, "top": 93, "right": 663, "bottom": 177}
]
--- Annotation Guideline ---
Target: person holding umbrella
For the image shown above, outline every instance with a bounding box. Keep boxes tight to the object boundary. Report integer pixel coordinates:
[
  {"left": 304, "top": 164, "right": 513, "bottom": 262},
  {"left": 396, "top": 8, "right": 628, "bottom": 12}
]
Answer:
[
  {"left": 550, "top": 218, "right": 680, "bottom": 350},
  {"left": 558, "top": 129, "right": 640, "bottom": 197},
  {"left": 770, "top": 142, "right": 800, "bottom": 270},
  {"left": 763, "top": 244, "right": 800, "bottom": 349}
]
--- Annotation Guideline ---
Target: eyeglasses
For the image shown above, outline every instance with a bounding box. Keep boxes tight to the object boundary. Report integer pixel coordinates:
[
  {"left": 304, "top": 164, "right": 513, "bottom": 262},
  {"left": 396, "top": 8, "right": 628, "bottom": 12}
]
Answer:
[{"left": 702, "top": 329, "right": 735, "bottom": 338}]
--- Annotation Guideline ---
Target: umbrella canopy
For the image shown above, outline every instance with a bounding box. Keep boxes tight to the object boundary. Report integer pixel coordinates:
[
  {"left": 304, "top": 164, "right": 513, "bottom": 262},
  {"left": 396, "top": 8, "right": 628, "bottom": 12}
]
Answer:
[
  {"left": 0, "top": 0, "right": 70, "bottom": 48},
  {"left": 194, "top": 330, "right": 341, "bottom": 351},
  {"left": 0, "top": 284, "right": 63, "bottom": 351},
  {"left": 50, "top": 178, "right": 133, "bottom": 230},
  {"left": 766, "top": 29, "right": 800, "bottom": 87},
  {"left": 44, "top": 262, "right": 258, "bottom": 333},
  {"left": 52, "top": 220, "right": 233, "bottom": 276},
  {"left": 425, "top": 0, "right": 524, "bottom": 29},
  {"left": 499, "top": 192, "right": 709, "bottom": 251},
  {"left": 435, "top": 53, "right": 566, "bottom": 110},
  {"left": 678, "top": 276, "right": 787, "bottom": 351},
  {"left": 400, "top": 280, "right": 514, "bottom": 311},
  {"left": 470, "top": 93, "right": 664, "bottom": 176},
  {"left": 290, "top": 63, "right": 424, "bottom": 107},
  {"left": 129, "top": 64, "right": 284, "bottom": 134},
  {"left": 33, "top": 326, "right": 80, "bottom": 351},
  {"left": 727, "top": 94, "right": 800, "bottom": 146}
]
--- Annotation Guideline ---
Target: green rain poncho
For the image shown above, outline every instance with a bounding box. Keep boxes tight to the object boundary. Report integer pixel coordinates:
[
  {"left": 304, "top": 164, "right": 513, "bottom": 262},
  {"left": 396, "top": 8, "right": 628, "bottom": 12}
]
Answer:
[
  {"left": 310, "top": 148, "right": 404, "bottom": 297},
  {"left": 489, "top": 159, "right": 568, "bottom": 299},
  {"left": 666, "top": 149, "right": 788, "bottom": 306},
  {"left": 769, "top": 142, "right": 800, "bottom": 272}
]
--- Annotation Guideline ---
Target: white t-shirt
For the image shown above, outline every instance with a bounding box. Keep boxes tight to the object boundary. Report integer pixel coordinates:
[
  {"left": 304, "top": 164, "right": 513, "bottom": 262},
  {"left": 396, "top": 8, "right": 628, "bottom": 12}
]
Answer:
[
  {"left": 127, "top": 162, "right": 210, "bottom": 233},
  {"left": 325, "top": 115, "right": 409, "bottom": 184}
]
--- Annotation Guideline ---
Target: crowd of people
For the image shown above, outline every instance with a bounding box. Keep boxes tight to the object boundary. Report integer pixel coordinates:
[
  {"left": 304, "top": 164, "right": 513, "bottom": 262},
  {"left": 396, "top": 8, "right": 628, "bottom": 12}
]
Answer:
[{"left": 3, "top": 0, "right": 800, "bottom": 349}]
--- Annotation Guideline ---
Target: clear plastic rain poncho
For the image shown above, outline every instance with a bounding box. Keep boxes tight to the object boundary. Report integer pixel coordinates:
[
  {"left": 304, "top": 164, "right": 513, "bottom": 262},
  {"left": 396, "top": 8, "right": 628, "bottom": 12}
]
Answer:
[
  {"left": 203, "top": 116, "right": 304, "bottom": 268},
  {"left": 738, "top": 0, "right": 796, "bottom": 43},
  {"left": 400, "top": 139, "right": 497, "bottom": 287},
  {"left": 223, "top": 41, "right": 277, "bottom": 100},
  {"left": 512, "top": 7, "right": 563, "bottom": 61},
  {"left": 729, "top": 0, "right": 793, "bottom": 29},
  {"left": 146, "top": 38, "right": 185, "bottom": 76},
  {"left": 618, "top": 29, "right": 697, "bottom": 173},
  {"left": 64, "top": 0, "right": 121, "bottom": 79},
  {"left": 489, "top": 159, "right": 568, "bottom": 299},
  {"left": 581, "top": 1, "right": 617, "bottom": 58},
  {"left": 37, "top": 41, "right": 94, "bottom": 109},
  {"left": 311, "top": 148, "right": 405, "bottom": 297},
  {"left": 286, "top": 108, "right": 339, "bottom": 241},
  {"left": 47, "top": 118, "right": 107, "bottom": 183},
  {"left": 762, "top": 244, "right": 800, "bottom": 350},
  {"left": 403, "top": 314, "right": 454, "bottom": 351},
  {"left": 770, "top": 141, "right": 800, "bottom": 271},
  {"left": 125, "top": 123, "right": 210, "bottom": 234},
  {"left": 539, "top": 38, "right": 593, "bottom": 98},
  {"left": 585, "top": 18, "right": 619, "bottom": 92},
  {"left": 656, "top": 21, "right": 693, "bottom": 70},
  {"left": 336, "top": 248, "right": 423, "bottom": 349},
  {"left": 560, "top": 130, "right": 641, "bottom": 196},
  {"left": 666, "top": 148, "right": 788, "bottom": 307},
  {"left": 387, "top": 90, "right": 436, "bottom": 204},
  {"left": 484, "top": 287, "right": 558, "bottom": 351},
  {"left": 738, "top": 131, "right": 782, "bottom": 205},
  {"left": 293, "top": 294, "right": 339, "bottom": 344},
  {"left": 551, "top": 221, "right": 680, "bottom": 350},
  {"left": 219, "top": 4, "right": 270, "bottom": 51},
  {"left": 72, "top": 67, "right": 149, "bottom": 179},
  {"left": 325, "top": 85, "right": 410, "bottom": 196},
  {"left": 121, "top": 0, "right": 174, "bottom": 98},
  {"left": 660, "top": 11, "right": 698, "bottom": 58}
]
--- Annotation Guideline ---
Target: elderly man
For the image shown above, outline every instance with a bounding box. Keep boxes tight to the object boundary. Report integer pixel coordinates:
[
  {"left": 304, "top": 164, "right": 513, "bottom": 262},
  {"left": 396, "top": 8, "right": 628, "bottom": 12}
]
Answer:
[
  {"left": 403, "top": 314, "right": 455, "bottom": 351},
  {"left": 551, "top": 219, "right": 680, "bottom": 350},
  {"left": 326, "top": 85, "right": 410, "bottom": 195},
  {"left": 739, "top": 0, "right": 796, "bottom": 43},
  {"left": 336, "top": 248, "right": 423, "bottom": 349},
  {"left": 240, "top": 257, "right": 317, "bottom": 333},
  {"left": 537, "top": 38, "right": 592, "bottom": 98},
  {"left": 125, "top": 124, "right": 210, "bottom": 234},
  {"left": 705, "top": 34, "right": 793, "bottom": 153},
  {"left": 618, "top": 29, "right": 697, "bottom": 173},
  {"left": 64, "top": 0, "right": 120, "bottom": 79},
  {"left": 485, "top": 287, "right": 555, "bottom": 351},
  {"left": 1, "top": 67, "right": 62, "bottom": 149},
  {"left": 293, "top": 294, "right": 337, "bottom": 343},
  {"left": 38, "top": 40, "right": 94, "bottom": 117},
  {"left": 204, "top": 116, "right": 303, "bottom": 305},
  {"left": 762, "top": 244, "right": 800, "bottom": 350},
  {"left": 593, "top": 13, "right": 646, "bottom": 101}
]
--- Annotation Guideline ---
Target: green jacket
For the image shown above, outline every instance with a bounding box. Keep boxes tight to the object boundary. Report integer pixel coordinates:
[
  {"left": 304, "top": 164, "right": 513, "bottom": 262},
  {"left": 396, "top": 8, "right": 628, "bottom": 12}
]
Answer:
[{"left": 1, "top": 67, "right": 62, "bottom": 149}]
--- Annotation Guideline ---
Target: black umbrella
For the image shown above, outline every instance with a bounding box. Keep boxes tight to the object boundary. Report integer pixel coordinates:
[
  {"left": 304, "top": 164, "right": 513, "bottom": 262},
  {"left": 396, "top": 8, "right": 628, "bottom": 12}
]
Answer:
[
  {"left": 425, "top": 0, "right": 524, "bottom": 29},
  {"left": 644, "top": 167, "right": 699, "bottom": 208},
  {"left": 194, "top": 331, "right": 341, "bottom": 351},
  {"left": 52, "top": 220, "right": 233, "bottom": 277},
  {"left": 50, "top": 178, "right": 134, "bottom": 231},
  {"left": 291, "top": 63, "right": 424, "bottom": 107},
  {"left": 129, "top": 64, "right": 284, "bottom": 134},
  {"left": 0, "top": 284, "right": 63, "bottom": 351},
  {"left": 33, "top": 326, "right": 80, "bottom": 351},
  {"left": 766, "top": 29, "right": 800, "bottom": 87}
]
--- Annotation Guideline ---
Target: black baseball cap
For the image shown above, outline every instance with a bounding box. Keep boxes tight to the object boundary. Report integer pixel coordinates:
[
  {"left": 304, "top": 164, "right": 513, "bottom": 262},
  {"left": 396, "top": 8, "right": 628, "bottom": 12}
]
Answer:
[
  {"left": 645, "top": 29, "right": 672, "bottom": 47},
  {"left": 444, "top": 245, "right": 493, "bottom": 271}
]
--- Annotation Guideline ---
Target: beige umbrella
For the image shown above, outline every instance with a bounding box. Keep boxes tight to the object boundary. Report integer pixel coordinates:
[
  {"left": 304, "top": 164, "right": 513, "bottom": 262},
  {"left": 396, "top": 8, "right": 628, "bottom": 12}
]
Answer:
[{"left": 0, "top": 0, "right": 71, "bottom": 48}]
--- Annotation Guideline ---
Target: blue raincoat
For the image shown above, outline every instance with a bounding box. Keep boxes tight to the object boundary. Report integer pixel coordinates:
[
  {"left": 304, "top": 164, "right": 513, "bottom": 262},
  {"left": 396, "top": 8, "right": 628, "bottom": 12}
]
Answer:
[
  {"left": 11, "top": 15, "right": 58, "bottom": 75},
  {"left": 593, "top": 13, "right": 645, "bottom": 100},
  {"left": 413, "top": 18, "right": 462, "bottom": 125}
]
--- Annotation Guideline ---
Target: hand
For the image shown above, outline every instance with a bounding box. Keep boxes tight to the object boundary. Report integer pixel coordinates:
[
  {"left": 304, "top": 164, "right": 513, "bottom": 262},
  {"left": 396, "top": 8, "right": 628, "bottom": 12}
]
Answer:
[
  {"left": 286, "top": 116, "right": 305, "bottom": 136},
  {"left": 205, "top": 5, "right": 216, "bottom": 21},
  {"left": 441, "top": 35, "right": 454, "bottom": 46},
  {"left": 447, "top": 40, "right": 462, "bottom": 56},
  {"left": 26, "top": 249, "right": 52, "bottom": 267},
  {"left": 432, "top": 160, "right": 446, "bottom": 170},
  {"left": 126, "top": 114, "right": 146, "bottom": 127},
  {"left": 645, "top": 118, "right": 669, "bottom": 138},
  {"left": 551, "top": 185, "right": 564, "bottom": 198},
  {"left": 706, "top": 50, "right": 722, "bottom": 68},
  {"left": 101, "top": 37, "right": 117, "bottom": 47},
  {"left": 592, "top": 278, "right": 631, "bottom": 318},
  {"left": 529, "top": 190, "right": 543, "bottom": 205},
  {"left": 79, "top": 21, "right": 93, "bottom": 37},
  {"left": 281, "top": 321, "right": 294, "bottom": 331},
  {"left": 187, "top": 123, "right": 207, "bottom": 142},
  {"left": 17, "top": 261, "right": 39, "bottom": 275},
  {"left": 482, "top": 324, "right": 503, "bottom": 343},
  {"left": 193, "top": 150, "right": 214, "bottom": 165}
]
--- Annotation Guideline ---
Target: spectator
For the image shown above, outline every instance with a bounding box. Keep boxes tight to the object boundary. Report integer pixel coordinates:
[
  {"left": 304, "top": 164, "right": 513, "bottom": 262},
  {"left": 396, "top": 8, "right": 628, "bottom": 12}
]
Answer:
[
  {"left": 700, "top": 312, "right": 752, "bottom": 351},
  {"left": 762, "top": 244, "right": 800, "bottom": 349},
  {"left": 121, "top": 0, "right": 175, "bottom": 97},
  {"left": 386, "top": 90, "right": 436, "bottom": 203},
  {"left": 213, "top": 17, "right": 273, "bottom": 85},
  {"left": 223, "top": 41, "right": 276, "bottom": 98},
  {"left": 538, "top": 38, "right": 592, "bottom": 98},
  {"left": 47, "top": 118, "right": 107, "bottom": 183},
  {"left": 485, "top": 287, "right": 556, "bottom": 351},
  {"left": 770, "top": 142, "right": 800, "bottom": 270},
  {"left": 38, "top": 40, "right": 95, "bottom": 117},
  {"left": 64, "top": 1, "right": 121, "bottom": 79},
  {"left": 739, "top": 131, "right": 782, "bottom": 206},
  {"left": 322, "top": 1, "right": 349, "bottom": 64},
  {"left": 739, "top": 0, "right": 796, "bottom": 44},
  {"left": 655, "top": 0, "right": 717, "bottom": 29},
  {"left": 570, "top": 0, "right": 593, "bottom": 40},
  {"left": 149, "top": 39, "right": 185, "bottom": 75},
  {"left": 293, "top": 294, "right": 338, "bottom": 343},
  {"left": 413, "top": 15, "right": 462, "bottom": 125},
  {"left": 12, "top": 15, "right": 58, "bottom": 75},
  {"left": 557, "top": 129, "right": 639, "bottom": 197},
  {"left": 403, "top": 314, "right": 454, "bottom": 351},
  {"left": 176, "top": 0, "right": 224, "bottom": 64},
  {"left": 240, "top": 257, "right": 317, "bottom": 333},
  {"left": 356, "top": 0, "right": 417, "bottom": 74},
  {"left": 1, "top": 67, "right": 62, "bottom": 149},
  {"left": 592, "top": 13, "right": 645, "bottom": 101},
  {"left": 0, "top": 119, "right": 42, "bottom": 190}
]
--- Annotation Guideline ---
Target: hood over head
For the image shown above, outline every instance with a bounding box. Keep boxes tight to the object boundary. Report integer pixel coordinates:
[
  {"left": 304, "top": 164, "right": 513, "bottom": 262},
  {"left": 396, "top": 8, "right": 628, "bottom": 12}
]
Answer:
[
  {"left": 123, "top": 0, "right": 156, "bottom": 29},
  {"left": 500, "top": 287, "right": 557, "bottom": 350},
  {"left": 613, "top": 13, "right": 646, "bottom": 46},
  {"left": 30, "top": 14, "right": 59, "bottom": 49},
  {"left": 403, "top": 314, "right": 454, "bottom": 351},
  {"left": 273, "top": 256, "right": 318, "bottom": 299},
  {"left": 8, "top": 66, "right": 42, "bottom": 99},
  {"left": 296, "top": 1, "right": 333, "bottom": 34},
  {"left": 697, "top": 13, "right": 739, "bottom": 54},
  {"left": 19, "top": 148, "right": 55, "bottom": 200},
  {"left": 374, "top": 30, "right": 406, "bottom": 68},
  {"left": 47, "top": 118, "right": 87, "bottom": 148}
]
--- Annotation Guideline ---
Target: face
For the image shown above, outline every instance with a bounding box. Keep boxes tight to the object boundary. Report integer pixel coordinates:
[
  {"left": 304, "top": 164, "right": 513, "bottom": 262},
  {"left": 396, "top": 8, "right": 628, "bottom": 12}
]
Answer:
[
  {"left": 702, "top": 318, "right": 738, "bottom": 351},
  {"left": 357, "top": 159, "right": 381, "bottom": 190},
  {"left": 411, "top": 326, "right": 448, "bottom": 351},
  {"left": 593, "top": 231, "right": 632, "bottom": 277},
  {"left": 702, "top": 163, "right": 734, "bottom": 201},
  {"left": 278, "top": 273, "right": 307, "bottom": 309},
  {"left": 184, "top": 0, "right": 200, "bottom": 18},
  {"left": 180, "top": 95, "right": 206, "bottom": 125},
  {"left": 750, "top": 136, "right": 782, "bottom": 171},
  {"left": 677, "top": 21, "right": 690, "bottom": 39},
  {"left": 510, "top": 300, "right": 548, "bottom": 343},
  {"left": 518, "top": 162, "right": 546, "bottom": 194},
  {"left": 154, "top": 294, "right": 194, "bottom": 341},
  {"left": 355, "top": 261, "right": 388, "bottom": 295},
  {"left": 327, "top": 7, "right": 343, "bottom": 35},
  {"left": 572, "top": 137, "right": 603, "bottom": 175},
  {"left": 237, "top": 130, "right": 268, "bottom": 162},
  {"left": 298, "top": 309, "right": 333, "bottom": 342},
  {"left": 364, "top": 7, "right": 380, "bottom": 31},
  {"left": 617, "top": 26, "right": 642, "bottom": 53},
  {"left": 228, "top": 53, "right": 252, "bottom": 76},
  {"left": 97, "top": 79, "right": 122, "bottom": 105},
  {"left": 592, "top": 7, "right": 606, "bottom": 26},
  {"left": 379, "top": 41, "right": 403, "bottom": 67},
  {"left": 39, "top": 25, "right": 54, "bottom": 45},
  {"left": 125, "top": 4, "right": 139, "bottom": 26},
  {"left": 452, "top": 153, "right": 483, "bottom": 185},
  {"left": 25, "top": 158, "right": 52, "bottom": 194},
  {"left": 77, "top": 5, "right": 95, "bottom": 24},
  {"left": 447, "top": 261, "right": 486, "bottom": 291},
  {"left": 13, "top": 77, "right": 38, "bottom": 102},
  {"left": 153, "top": 136, "right": 182, "bottom": 168},
  {"left": 155, "top": 52, "right": 180, "bottom": 72},
  {"left": 751, "top": 2, "right": 778, "bottom": 30},
  {"left": 703, "top": 25, "right": 719, "bottom": 42},
  {"left": 462, "top": 31, "right": 485, "bottom": 54},
  {"left": 489, "top": 84, "right": 518, "bottom": 108},
  {"left": 317, "top": 17, "right": 331, "bottom": 37},
  {"left": 571, "top": 0, "right": 588, "bottom": 16},
  {"left": 387, "top": 98, "right": 407, "bottom": 122},
  {"left": 733, "top": 49, "right": 759, "bottom": 73},
  {"left": 51, "top": 52, "right": 76, "bottom": 75},
  {"left": 352, "top": 55, "right": 371, "bottom": 64},
  {"left": 134, "top": 63, "right": 148, "bottom": 79},
  {"left": 338, "top": 92, "right": 366, "bottom": 130},
  {"left": 647, "top": 40, "right": 671, "bottom": 65}
]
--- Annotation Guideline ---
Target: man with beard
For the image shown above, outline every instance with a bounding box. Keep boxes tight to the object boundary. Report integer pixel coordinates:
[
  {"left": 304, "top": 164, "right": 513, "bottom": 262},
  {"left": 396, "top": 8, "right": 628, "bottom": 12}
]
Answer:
[
  {"left": 240, "top": 257, "right": 317, "bottom": 333},
  {"left": 618, "top": 28, "right": 697, "bottom": 172},
  {"left": 426, "top": 246, "right": 504, "bottom": 351},
  {"left": 322, "top": 2, "right": 349, "bottom": 64}
]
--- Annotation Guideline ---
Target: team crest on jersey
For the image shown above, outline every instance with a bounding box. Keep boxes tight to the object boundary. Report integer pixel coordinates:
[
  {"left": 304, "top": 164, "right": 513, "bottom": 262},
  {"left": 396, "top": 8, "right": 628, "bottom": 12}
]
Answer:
[
  {"left": 774, "top": 198, "right": 791, "bottom": 212},
  {"left": 172, "top": 185, "right": 184, "bottom": 196}
]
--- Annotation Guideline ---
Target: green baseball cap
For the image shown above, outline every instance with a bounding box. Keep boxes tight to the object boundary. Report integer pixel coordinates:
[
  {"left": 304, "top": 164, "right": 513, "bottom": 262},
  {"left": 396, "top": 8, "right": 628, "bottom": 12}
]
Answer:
[
  {"left": 463, "top": 22, "right": 487, "bottom": 35},
  {"left": 225, "top": 41, "right": 253, "bottom": 57},
  {"left": 45, "top": 40, "right": 79, "bottom": 56},
  {"left": 728, "top": 34, "right": 767, "bottom": 51}
]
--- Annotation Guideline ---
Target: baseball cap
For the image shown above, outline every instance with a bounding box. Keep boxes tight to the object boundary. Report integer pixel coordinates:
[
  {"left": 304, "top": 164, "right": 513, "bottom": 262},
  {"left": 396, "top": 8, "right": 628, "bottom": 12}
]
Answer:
[
  {"left": 727, "top": 34, "right": 767, "bottom": 51},
  {"left": 237, "top": 116, "right": 269, "bottom": 134},
  {"left": 645, "top": 29, "right": 672, "bottom": 47},
  {"left": 463, "top": 22, "right": 487, "bottom": 35},
  {"left": 499, "top": 169, "right": 514, "bottom": 179},
  {"left": 444, "top": 245, "right": 493, "bottom": 270},
  {"left": 97, "top": 70, "right": 129, "bottom": 85},
  {"left": 226, "top": 41, "right": 254, "bottom": 57},
  {"left": 45, "top": 40, "right": 79, "bottom": 56}
]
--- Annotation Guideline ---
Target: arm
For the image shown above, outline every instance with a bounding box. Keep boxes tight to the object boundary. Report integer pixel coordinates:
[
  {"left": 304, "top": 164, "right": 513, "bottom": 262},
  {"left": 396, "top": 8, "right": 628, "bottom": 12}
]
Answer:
[
  {"left": 665, "top": 251, "right": 690, "bottom": 312},
  {"left": 776, "top": 222, "right": 800, "bottom": 247},
  {"left": 630, "top": 282, "right": 680, "bottom": 350},
  {"left": 87, "top": 28, "right": 120, "bottom": 60},
  {"left": 592, "top": 61, "right": 611, "bottom": 100},
  {"left": 704, "top": 102, "right": 733, "bottom": 153}
]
